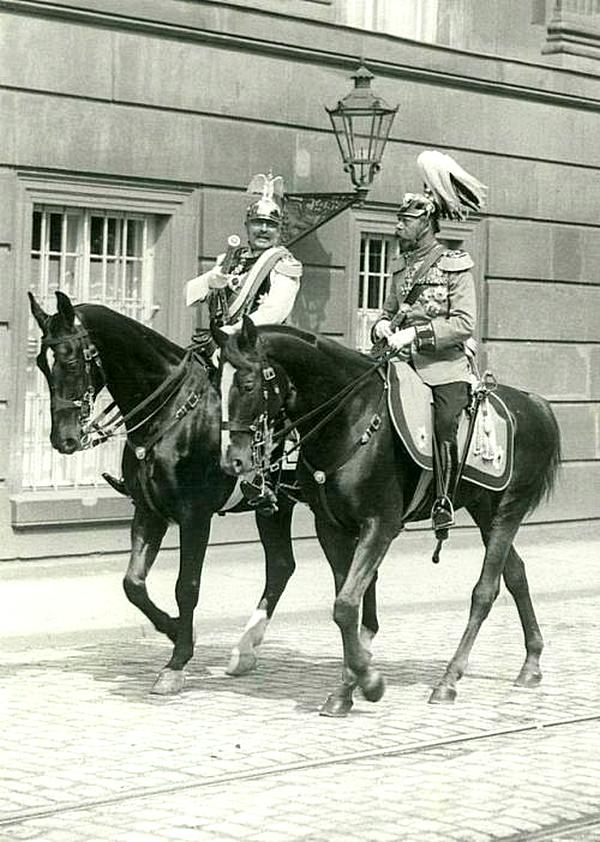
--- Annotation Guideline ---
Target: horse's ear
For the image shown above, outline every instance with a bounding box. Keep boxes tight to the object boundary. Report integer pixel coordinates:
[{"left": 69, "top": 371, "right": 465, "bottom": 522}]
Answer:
[
  {"left": 210, "top": 322, "right": 229, "bottom": 349},
  {"left": 28, "top": 292, "right": 50, "bottom": 333},
  {"left": 240, "top": 315, "right": 258, "bottom": 350},
  {"left": 55, "top": 290, "right": 75, "bottom": 327}
]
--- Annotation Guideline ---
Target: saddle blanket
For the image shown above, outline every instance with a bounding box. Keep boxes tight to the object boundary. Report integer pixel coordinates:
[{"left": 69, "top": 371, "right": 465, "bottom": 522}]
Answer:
[{"left": 387, "top": 360, "right": 514, "bottom": 492}]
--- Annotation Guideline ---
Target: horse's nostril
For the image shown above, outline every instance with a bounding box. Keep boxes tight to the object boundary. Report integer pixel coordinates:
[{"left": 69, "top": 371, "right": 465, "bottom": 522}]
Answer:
[
  {"left": 232, "top": 459, "right": 244, "bottom": 475},
  {"left": 60, "top": 437, "right": 79, "bottom": 454}
]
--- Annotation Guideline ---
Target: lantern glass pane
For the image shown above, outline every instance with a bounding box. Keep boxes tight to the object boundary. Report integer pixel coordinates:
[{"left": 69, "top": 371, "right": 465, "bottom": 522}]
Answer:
[
  {"left": 349, "top": 112, "right": 375, "bottom": 164},
  {"left": 328, "top": 111, "right": 351, "bottom": 161}
]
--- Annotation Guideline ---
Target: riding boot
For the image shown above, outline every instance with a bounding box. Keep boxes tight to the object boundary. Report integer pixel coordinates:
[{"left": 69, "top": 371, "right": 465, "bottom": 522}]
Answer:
[
  {"left": 240, "top": 475, "right": 279, "bottom": 516},
  {"left": 102, "top": 472, "right": 129, "bottom": 497},
  {"left": 431, "top": 440, "right": 458, "bottom": 539}
]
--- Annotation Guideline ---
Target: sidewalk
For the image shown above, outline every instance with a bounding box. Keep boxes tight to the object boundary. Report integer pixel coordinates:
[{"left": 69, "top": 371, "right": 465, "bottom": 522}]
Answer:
[{"left": 1, "top": 520, "right": 598, "bottom": 650}]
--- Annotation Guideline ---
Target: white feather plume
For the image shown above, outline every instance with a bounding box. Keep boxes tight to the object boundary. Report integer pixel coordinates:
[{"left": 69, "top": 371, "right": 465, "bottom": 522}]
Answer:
[{"left": 417, "top": 151, "right": 487, "bottom": 220}]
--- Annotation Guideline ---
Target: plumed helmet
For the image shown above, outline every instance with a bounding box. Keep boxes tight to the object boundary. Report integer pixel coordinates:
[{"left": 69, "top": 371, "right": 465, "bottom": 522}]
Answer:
[
  {"left": 396, "top": 192, "right": 437, "bottom": 219},
  {"left": 245, "top": 172, "right": 284, "bottom": 224},
  {"left": 415, "top": 150, "right": 487, "bottom": 221}
]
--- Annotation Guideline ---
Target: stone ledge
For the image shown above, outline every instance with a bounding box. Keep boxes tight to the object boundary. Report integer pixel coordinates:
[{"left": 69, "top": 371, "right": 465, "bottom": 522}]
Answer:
[{"left": 543, "top": 11, "right": 600, "bottom": 70}]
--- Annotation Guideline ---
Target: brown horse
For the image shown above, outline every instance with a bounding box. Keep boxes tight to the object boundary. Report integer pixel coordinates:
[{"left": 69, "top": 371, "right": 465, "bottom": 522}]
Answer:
[
  {"left": 30, "top": 291, "right": 383, "bottom": 694},
  {"left": 217, "top": 318, "right": 561, "bottom": 716}
]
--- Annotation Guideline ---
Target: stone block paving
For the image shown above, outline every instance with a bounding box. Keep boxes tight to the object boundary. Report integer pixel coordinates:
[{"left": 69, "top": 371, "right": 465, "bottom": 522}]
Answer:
[{"left": 1, "top": 591, "right": 600, "bottom": 840}]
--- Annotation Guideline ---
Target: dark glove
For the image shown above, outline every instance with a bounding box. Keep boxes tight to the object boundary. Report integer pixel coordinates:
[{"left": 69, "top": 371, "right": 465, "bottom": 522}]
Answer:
[{"left": 191, "top": 329, "right": 217, "bottom": 359}]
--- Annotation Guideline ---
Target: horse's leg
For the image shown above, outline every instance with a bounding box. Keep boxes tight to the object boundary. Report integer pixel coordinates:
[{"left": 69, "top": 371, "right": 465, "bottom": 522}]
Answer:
[
  {"left": 319, "top": 517, "right": 391, "bottom": 715},
  {"left": 122, "top": 505, "right": 176, "bottom": 641},
  {"left": 429, "top": 510, "right": 522, "bottom": 704},
  {"left": 504, "top": 546, "right": 544, "bottom": 687},
  {"left": 360, "top": 572, "right": 379, "bottom": 654},
  {"left": 468, "top": 501, "right": 544, "bottom": 689},
  {"left": 227, "top": 501, "right": 297, "bottom": 676},
  {"left": 313, "top": 516, "right": 359, "bottom": 717},
  {"left": 151, "top": 514, "right": 211, "bottom": 695}
]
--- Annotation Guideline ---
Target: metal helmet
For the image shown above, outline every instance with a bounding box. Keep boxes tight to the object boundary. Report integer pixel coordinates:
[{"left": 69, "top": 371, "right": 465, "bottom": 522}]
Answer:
[{"left": 245, "top": 172, "right": 284, "bottom": 224}]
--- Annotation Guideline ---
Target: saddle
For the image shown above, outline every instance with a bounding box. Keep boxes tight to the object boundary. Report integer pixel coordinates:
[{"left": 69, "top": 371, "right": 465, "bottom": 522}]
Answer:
[{"left": 387, "top": 360, "right": 514, "bottom": 493}]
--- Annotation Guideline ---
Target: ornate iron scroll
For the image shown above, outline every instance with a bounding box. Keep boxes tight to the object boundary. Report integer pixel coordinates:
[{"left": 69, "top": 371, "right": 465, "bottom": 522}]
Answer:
[{"left": 281, "top": 192, "right": 361, "bottom": 246}]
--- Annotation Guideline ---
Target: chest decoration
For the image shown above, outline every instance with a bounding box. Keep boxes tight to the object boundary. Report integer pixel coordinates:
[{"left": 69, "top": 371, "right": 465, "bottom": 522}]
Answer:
[
  {"left": 397, "top": 263, "right": 449, "bottom": 318},
  {"left": 228, "top": 253, "right": 258, "bottom": 292}
]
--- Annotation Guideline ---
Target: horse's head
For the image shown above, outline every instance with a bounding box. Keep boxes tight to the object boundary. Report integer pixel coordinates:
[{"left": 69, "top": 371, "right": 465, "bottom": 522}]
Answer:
[
  {"left": 216, "top": 317, "right": 290, "bottom": 477},
  {"left": 29, "top": 290, "right": 104, "bottom": 454}
]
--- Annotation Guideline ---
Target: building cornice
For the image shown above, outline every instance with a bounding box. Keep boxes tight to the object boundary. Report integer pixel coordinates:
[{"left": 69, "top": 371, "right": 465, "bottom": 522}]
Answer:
[{"left": 2, "top": 0, "right": 600, "bottom": 112}]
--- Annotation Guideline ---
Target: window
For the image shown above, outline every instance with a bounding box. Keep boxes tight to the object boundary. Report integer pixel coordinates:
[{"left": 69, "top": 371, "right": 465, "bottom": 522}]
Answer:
[
  {"left": 339, "top": 0, "right": 439, "bottom": 42},
  {"left": 356, "top": 233, "right": 395, "bottom": 352},
  {"left": 24, "top": 206, "right": 156, "bottom": 489}
]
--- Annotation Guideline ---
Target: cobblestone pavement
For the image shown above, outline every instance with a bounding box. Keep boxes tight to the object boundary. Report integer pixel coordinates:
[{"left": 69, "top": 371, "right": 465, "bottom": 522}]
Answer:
[{"left": 1, "top": 532, "right": 600, "bottom": 841}]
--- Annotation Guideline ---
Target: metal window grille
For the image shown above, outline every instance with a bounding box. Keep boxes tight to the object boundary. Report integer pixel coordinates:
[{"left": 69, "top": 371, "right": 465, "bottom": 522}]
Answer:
[
  {"left": 356, "top": 233, "right": 394, "bottom": 352},
  {"left": 24, "top": 206, "right": 155, "bottom": 490}
]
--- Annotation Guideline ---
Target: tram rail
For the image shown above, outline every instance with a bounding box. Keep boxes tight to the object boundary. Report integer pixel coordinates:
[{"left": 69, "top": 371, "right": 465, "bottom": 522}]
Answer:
[{"left": 3, "top": 711, "right": 600, "bottom": 830}]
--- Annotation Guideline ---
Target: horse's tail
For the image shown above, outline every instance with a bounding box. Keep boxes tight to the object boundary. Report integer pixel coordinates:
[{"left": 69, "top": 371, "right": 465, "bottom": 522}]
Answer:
[{"left": 521, "top": 392, "right": 562, "bottom": 518}]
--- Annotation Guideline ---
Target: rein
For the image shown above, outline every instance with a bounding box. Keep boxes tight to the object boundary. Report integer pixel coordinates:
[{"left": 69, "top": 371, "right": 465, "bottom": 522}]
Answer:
[
  {"left": 40, "top": 318, "right": 198, "bottom": 457},
  {"left": 224, "top": 351, "right": 390, "bottom": 479},
  {"left": 84, "top": 350, "right": 193, "bottom": 449},
  {"left": 267, "top": 356, "right": 389, "bottom": 472}
]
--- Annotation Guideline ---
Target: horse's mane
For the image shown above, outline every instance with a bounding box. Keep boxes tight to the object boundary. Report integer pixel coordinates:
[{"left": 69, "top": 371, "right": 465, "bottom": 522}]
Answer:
[
  {"left": 256, "top": 324, "right": 375, "bottom": 373},
  {"left": 75, "top": 303, "right": 185, "bottom": 363}
]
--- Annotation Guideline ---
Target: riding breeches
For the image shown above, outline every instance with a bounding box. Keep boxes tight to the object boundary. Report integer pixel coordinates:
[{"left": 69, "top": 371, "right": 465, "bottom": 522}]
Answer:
[{"left": 431, "top": 382, "right": 470, "bottom": 444}]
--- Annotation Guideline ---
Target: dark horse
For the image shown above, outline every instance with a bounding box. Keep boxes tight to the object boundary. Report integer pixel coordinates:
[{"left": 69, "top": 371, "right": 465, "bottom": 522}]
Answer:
[
  {"left": 217, "top": 319, "right": 561, "bottom": 716},
  {"left": 29, "top": 291, "right": 329, "bottom": 694}
]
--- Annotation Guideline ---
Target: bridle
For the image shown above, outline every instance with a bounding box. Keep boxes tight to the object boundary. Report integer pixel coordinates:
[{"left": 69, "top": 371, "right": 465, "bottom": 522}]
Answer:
[
  {"left": 220, "top": 360, "right": 289, "bottom": 473},
  {"left": 37, "top": 319, "right": 104, "bottom": 444},
  {"left": 221, "top": 351, "right": 389, "bottom": 479},
  {"left": 38, "top": 318, "right": 196, "bottom": 454}
]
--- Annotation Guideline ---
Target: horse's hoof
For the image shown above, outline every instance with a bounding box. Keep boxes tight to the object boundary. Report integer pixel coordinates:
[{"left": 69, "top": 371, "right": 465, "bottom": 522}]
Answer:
[
  {"left": 514, "top": 669, "right": 542, "bottom": 688},
  {"left": 319, "top": 693, "right": 353, "bottom": 718},
  {"left": 429, "top": 684, "right": 457, "bottom": 704},
  {"left": 150, "top": 668, "right": 185, "bottom": 695},
  {"left": 360, "top": 671, "right": 385, "bottom": 703},
  {"left": 225, "top": 648, "right": 257, "bottom": 676}
]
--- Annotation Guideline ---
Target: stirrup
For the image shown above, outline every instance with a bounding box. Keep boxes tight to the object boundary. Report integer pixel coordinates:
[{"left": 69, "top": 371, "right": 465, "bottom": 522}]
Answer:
[{"left": 431, "top": 495, "right": 455, "bottom": 534}]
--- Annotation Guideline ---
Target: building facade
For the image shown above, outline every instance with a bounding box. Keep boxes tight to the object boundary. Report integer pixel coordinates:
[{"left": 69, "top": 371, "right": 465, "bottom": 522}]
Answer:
[{"left": 1, "top": 0, "right": 599, "bottom": 561}]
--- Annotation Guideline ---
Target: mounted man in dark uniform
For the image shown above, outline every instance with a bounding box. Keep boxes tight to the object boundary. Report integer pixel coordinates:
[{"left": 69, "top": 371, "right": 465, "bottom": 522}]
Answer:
[{"left": 372, "top": 150, "right": 487, "bottom": 539}]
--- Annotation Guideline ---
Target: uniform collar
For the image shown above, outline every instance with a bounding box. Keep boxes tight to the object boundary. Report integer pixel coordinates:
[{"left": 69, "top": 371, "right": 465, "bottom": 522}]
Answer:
[{"left": 401, "top": 237, "right": 440, "bottom": 264}]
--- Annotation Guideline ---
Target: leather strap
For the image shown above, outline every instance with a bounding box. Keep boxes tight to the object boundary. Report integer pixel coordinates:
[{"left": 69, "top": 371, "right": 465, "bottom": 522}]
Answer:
[
  {"left": 227, "top": 246, "right": 288, "bottom": 322},
  {"left": 392, "top": 244, "right": 446, "bottom": 328}
]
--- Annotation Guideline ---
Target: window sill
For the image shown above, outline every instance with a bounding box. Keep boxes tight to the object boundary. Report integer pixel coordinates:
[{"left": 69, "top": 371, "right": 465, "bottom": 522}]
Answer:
[{"left": 11, "top": 488, "right": 133, "bottom": 529}]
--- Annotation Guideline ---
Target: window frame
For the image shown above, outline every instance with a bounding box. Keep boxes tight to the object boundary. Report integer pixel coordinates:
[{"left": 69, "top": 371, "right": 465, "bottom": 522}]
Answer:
[
  {"left": 11, "top": 173, "right": 198, "bottom": 525},
  {"left": 24, "top": 205, "right": 157, "bottom": 491}
]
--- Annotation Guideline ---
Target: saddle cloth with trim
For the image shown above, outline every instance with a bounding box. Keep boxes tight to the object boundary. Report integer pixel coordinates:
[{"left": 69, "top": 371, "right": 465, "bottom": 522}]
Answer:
[{"left": 387, "top": 360, "right": 514, "bottom": 491}]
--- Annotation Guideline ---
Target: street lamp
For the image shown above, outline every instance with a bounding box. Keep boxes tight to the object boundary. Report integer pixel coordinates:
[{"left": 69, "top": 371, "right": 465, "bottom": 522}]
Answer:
[
  {"left": 283, "top": 64, "right": 398, "bottom": 245},
  {"left": 326, "top": 64, "right": 398, "bottom": 196}
]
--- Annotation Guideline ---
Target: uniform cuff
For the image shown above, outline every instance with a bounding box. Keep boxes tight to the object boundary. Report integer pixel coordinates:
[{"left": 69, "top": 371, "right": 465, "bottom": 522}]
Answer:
[{"left": 414, "top": 324, "right": 436, "bottom": 351}]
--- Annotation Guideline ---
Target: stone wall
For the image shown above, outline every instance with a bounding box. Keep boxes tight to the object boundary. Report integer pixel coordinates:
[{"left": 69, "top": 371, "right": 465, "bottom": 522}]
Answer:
[{"left": 0, "top": 0, "right": 598, "bottom": 558}]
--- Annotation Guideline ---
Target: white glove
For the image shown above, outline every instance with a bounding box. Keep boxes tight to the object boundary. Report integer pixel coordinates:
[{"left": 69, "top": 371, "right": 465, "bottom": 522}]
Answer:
[
  {"left": 374, "top": 319, "right": 393, "bottom": 340},
  {"left": 207, "top": 269, "right": 230, "bottom": 290},
  {"left": 387, "top": 327, "right": 417, "bottom": 352}
]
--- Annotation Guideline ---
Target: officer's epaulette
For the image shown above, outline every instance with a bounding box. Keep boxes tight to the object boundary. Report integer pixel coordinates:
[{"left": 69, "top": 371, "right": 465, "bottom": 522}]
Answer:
[{"left": 438, "top": 249, "right": 474, "bottom": 272}]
